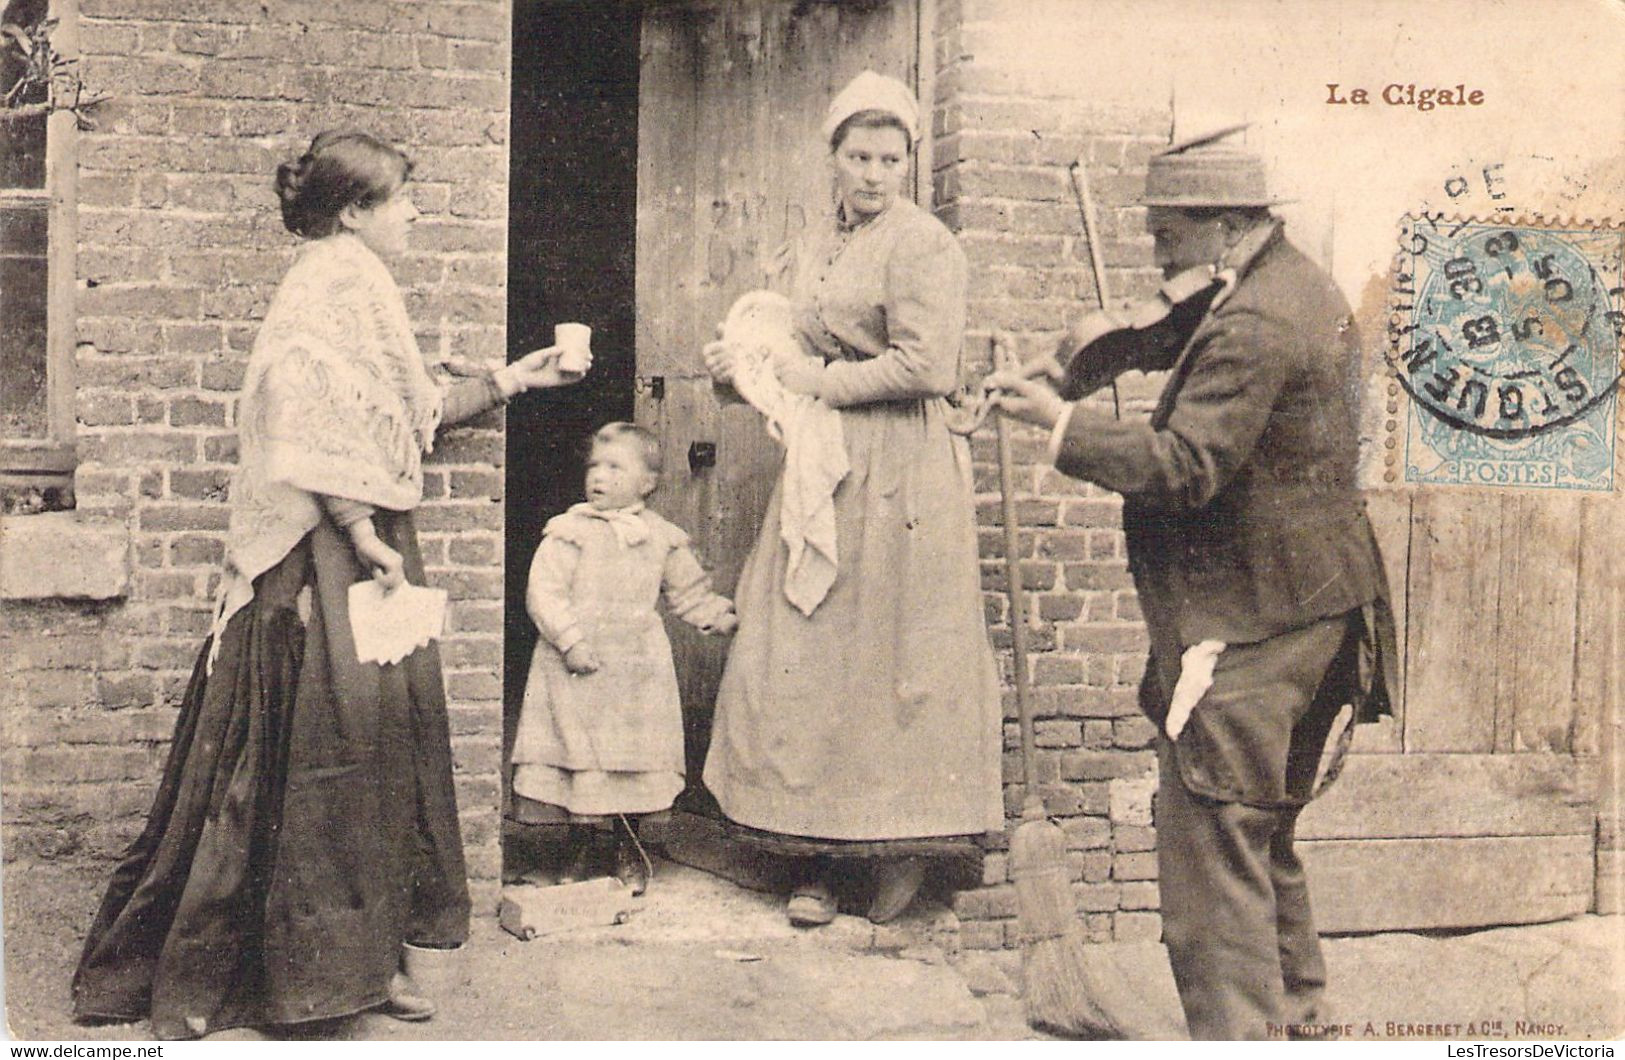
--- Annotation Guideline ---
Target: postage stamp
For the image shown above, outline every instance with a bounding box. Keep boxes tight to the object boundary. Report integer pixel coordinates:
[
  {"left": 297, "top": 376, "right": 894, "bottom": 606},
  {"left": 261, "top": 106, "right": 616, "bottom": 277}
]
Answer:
[{"left": 1381, "top": 215, "right": 1624, "bottom": 492}]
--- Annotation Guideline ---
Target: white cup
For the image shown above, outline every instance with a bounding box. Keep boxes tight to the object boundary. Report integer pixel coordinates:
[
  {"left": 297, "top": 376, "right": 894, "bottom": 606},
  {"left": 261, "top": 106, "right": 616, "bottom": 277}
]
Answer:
[{"left": 554, "top": 323, "right": 592, "bottom": 374}]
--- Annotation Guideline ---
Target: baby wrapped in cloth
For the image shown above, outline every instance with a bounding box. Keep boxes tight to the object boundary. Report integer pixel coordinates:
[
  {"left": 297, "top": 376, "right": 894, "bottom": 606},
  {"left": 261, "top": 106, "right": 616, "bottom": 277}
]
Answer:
[{"left": 722, "top": 290, "right": 848, "bottom": 616}]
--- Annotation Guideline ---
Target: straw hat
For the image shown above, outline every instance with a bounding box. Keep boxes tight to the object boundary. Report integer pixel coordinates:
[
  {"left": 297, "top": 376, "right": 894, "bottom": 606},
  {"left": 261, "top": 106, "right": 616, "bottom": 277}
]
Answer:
[{"left": 1140, "top": 124, "right": 1289, "bottom": 208}]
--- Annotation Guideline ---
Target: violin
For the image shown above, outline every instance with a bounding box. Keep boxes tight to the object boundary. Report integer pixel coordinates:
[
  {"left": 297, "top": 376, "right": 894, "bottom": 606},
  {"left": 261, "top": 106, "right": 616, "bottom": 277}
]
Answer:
[
  {"left": 1050, "top": 264, "right": 1224, "bottom": 401},
  {"left": 947, "top": 264, "right": 1224, "bottom": 435}
]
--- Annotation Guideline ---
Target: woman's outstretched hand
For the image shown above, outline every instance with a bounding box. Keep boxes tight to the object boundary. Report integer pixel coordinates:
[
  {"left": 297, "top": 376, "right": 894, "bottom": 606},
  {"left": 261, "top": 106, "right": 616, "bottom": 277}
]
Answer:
[{"left": 497, "top": 345, "right": 590, "bottom": 395}]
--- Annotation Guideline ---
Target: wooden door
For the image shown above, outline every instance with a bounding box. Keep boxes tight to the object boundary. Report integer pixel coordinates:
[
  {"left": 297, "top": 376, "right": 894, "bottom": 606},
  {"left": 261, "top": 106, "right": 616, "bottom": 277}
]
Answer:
[
  {"left": 633, "top": 0, "right": 921, "bottom": 805},
  {"left": 1261, "top": 202, "right": 1618, "bottom": 933},
  {"left": 1297, "top": 471, "right": 1619, "bottom": 931}
]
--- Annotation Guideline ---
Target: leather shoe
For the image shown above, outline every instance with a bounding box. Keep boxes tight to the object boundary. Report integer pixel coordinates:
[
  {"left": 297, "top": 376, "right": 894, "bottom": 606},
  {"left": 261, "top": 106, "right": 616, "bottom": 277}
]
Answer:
[
  {"left": 382, "top": 972, "right": 436, "bottom": 1022},
  {"left": 786, "top": 880, "right": 837, "bottom": 927},
  {"left": 867, "top": 858, "right": 924, "bottom": 924}
]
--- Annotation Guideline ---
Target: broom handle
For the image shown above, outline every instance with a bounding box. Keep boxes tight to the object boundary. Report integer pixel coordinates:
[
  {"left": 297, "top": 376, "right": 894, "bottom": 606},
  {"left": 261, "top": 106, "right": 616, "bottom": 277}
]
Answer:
[
  {"left": 993, "top": 336, "right": 1039, "bottom": 793},
  {"left": 1067, "top": 158, "right": 1122, "bottom": 420}
]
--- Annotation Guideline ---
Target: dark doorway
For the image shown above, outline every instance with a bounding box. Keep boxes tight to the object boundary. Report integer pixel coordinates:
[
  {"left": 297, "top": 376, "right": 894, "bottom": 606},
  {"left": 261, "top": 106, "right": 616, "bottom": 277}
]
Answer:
[{"left": 504, "top": 2, "right": 641, "bottom": 838}]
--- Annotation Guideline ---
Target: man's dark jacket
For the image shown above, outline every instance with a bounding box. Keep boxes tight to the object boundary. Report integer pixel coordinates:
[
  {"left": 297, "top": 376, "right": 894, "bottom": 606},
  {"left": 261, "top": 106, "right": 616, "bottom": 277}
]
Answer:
[{"left": 1054, "top": 224, "right": 1397, "bottom": 795}]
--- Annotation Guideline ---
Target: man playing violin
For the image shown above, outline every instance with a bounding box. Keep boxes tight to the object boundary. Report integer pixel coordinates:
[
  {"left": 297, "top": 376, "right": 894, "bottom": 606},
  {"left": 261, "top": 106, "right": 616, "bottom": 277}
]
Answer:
[{"left": 988, "top": 126, "right": 1397, "bottom": 1041}]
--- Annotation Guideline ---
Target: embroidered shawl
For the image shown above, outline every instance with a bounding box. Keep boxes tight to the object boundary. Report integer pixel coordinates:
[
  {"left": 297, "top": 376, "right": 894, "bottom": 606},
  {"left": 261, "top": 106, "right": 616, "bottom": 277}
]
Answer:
[{"left": 210, "top": 233, "right": 444, "bottom": 658}]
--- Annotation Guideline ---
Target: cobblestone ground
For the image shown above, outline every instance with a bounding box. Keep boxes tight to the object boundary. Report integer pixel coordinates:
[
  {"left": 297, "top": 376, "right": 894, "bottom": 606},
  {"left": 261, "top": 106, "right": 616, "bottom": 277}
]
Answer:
[
  {"left": 3, "top": 859, "right": 1033, "bottom": 1041},
  {"left": 4, "top": 857, "right": 1620, "bottom": 1041}
]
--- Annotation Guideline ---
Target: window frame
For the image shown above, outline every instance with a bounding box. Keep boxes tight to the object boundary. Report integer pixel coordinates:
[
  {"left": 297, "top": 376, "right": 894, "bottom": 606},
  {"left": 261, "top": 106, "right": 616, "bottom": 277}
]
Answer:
[{"left": 1, "top": 0, "right": 78, "bottom": 494}]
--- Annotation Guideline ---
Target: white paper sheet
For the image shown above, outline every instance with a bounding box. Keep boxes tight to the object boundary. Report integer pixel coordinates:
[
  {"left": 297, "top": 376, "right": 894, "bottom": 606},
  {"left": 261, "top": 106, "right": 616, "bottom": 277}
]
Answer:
[{"left": 347, "top": 580, "right": 449, "bottom": 666}]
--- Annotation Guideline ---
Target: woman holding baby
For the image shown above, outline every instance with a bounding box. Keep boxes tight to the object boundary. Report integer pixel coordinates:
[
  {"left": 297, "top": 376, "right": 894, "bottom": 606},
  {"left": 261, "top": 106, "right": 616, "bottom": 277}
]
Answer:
[
  {"left": 702, "top": 72, "right": 1004, "bottom": 927},
  {"left": 72, "top": 131, "right": 587, "bottom": 1038}
]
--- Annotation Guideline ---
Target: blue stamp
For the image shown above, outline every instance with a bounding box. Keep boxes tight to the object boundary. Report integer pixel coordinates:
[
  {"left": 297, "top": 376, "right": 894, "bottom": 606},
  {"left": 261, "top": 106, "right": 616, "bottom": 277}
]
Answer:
[{"left": 1385, "top": 216, "right": 1624, "bottom": 492}]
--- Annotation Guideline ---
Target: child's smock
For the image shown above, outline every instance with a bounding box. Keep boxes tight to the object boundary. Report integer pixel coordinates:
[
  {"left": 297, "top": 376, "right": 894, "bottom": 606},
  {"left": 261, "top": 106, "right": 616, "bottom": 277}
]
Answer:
[{"left": 511, "top": 502, "right": 731, "bottom": 816}]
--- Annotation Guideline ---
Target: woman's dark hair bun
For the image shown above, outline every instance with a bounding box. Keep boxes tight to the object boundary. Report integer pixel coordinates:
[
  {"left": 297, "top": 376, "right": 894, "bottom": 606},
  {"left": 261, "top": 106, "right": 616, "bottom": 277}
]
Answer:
[
  {"left": 274, "top": 132, "right": 412, "bottom": 240},
  {"left": 274, "top": 155, "right": 310, "bottom": 204}
]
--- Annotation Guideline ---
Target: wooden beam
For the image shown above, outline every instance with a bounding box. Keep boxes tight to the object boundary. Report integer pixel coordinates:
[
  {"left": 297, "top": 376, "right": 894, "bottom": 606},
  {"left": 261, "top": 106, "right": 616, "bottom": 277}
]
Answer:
[
  {"left": 1299, "top": 753, "right": 1598, "bottom": 841},
  {"left": 46, "top": 0, "right": 80, "bottom": 454},
  {"left": 914, "top": 0, "right": 935, "bottom": 210},
  {"left": 1403, "top": 493, "right": 1502, "bottom": 752},
  {"left": 1571, "top": 495, "right": 1621, "bottom": 757},
  {"left": 1301, "top": 834, "right": 1593, "bottom": 933},
  {"left": 1495, "top": 492, "right": 1583, "bottom": 753}
]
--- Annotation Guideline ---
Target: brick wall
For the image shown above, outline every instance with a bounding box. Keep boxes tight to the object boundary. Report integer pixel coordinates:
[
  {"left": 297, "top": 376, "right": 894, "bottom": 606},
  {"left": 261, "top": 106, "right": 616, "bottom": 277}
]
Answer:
[
  {"left": 931, "top": 0, "right": 1174, "bottom": 949},
  {"left": 1, "top": 0, "right": 511, "bottom": 913}
]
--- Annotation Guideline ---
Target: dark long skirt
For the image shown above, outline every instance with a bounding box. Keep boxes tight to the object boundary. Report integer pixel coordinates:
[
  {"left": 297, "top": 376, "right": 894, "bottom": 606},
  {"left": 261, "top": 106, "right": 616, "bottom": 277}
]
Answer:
[{"left": 71, "top": 512, "right": 470, "bottom": 1039}]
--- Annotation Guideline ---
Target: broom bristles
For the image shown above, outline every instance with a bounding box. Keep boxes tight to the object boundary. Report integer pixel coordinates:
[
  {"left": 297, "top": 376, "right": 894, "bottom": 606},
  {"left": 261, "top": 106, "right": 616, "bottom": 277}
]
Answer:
[
  {"left": 1024, "top": 935, "right": 1122, "bottom": 1038},
  {"left": 1011, "top": 804, "right": 1127, "bottom": 1038}
]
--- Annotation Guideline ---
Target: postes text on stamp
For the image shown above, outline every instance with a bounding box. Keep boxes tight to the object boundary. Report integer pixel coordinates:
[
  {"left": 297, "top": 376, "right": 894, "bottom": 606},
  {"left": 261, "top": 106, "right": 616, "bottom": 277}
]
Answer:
[{"left": 1384, "top": 215, "right": 1623, "bottom": 492}]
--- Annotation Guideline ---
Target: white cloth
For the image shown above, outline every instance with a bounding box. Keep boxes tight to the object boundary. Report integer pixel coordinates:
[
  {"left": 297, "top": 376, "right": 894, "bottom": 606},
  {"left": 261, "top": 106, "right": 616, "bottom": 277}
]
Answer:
[
  {"left": 1164, "top": 639, "right": 1227, "bottom": 739},
  {"left": 348, "top": 580, "right": 449, "bottom": 666},
  {"left": 209, "top": 233, "right": 445, "bottom": 667},
  {"left": 724, "top": 291, "right": 848, "bottom": 616},
  {"left": 821, "top": 69, "right": 920, "bottom": 144},
  {"left": 565, "top": 501, "right": 650, "bottom": 550}
]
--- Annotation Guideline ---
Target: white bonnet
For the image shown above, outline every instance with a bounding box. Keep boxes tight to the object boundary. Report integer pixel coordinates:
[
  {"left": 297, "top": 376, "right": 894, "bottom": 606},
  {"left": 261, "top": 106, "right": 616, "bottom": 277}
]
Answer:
[{"left": 820, "top": 70, "right": 920, "bottom": 146}]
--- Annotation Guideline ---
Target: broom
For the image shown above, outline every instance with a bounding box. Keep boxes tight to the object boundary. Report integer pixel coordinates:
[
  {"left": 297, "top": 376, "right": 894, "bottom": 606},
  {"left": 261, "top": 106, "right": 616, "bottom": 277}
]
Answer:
[{"left": 993, "top": 335, "right": 1122, "bottom": 1038}]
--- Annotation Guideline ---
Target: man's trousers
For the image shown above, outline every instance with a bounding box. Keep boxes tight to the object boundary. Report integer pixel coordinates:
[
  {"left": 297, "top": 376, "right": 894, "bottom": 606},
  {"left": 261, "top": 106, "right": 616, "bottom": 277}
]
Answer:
[{"left": 1151, "top": 613, "right": 1356, "bottom": 1040}]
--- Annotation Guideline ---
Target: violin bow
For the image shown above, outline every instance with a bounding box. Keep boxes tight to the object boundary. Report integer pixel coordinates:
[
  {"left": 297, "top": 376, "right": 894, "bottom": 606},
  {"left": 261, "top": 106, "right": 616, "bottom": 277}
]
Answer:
[{"left": 1066, "top": 157, "right": 1122, "bottom": 420}]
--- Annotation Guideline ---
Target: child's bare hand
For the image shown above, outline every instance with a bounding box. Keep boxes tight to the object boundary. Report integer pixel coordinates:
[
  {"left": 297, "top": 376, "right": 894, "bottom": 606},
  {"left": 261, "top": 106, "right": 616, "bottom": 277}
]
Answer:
[
  {"left": 708, "top": 611, "right": 739, "bottom": 636},
  {"left": 563, "top": 642, "right": 600, "bottom": 675}
]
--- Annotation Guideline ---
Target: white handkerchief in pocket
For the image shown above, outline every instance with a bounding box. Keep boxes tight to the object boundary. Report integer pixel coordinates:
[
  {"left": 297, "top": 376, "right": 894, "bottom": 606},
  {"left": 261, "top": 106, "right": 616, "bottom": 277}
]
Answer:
[
  {"left": 348, "top": 580, "right": 449, "bottom": 666},
  {"left": 1164, "top": 639, "right": 1226, "bottom": 741}
]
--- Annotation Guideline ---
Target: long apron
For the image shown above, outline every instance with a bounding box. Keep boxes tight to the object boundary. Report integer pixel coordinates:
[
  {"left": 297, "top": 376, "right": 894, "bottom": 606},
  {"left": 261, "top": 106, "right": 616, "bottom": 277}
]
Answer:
[{"left": 703, "top": 397, "right": 1005, "bottom": 842}]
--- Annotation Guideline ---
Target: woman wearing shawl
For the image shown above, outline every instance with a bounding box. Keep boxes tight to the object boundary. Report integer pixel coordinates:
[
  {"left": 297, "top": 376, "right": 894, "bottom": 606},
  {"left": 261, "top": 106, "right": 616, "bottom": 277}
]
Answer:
[
  {"left": 701, "top": 73, "right": 1004, "bottom": 927},
  {"left": 71, "top": 131, "right": 586, "bottom": 1038}
]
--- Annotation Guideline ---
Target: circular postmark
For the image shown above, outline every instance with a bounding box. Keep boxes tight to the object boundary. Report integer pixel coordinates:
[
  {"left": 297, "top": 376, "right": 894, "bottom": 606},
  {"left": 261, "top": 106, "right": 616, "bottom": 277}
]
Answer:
[{"left": 1386, "top": 220, "right": 1624, "bottom": 441}]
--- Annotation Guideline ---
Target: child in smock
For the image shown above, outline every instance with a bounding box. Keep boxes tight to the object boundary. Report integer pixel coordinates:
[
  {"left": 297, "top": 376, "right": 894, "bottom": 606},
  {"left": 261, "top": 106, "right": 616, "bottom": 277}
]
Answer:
[{"left": 510, "top": 422, "right": 736, "bottom": 895}]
